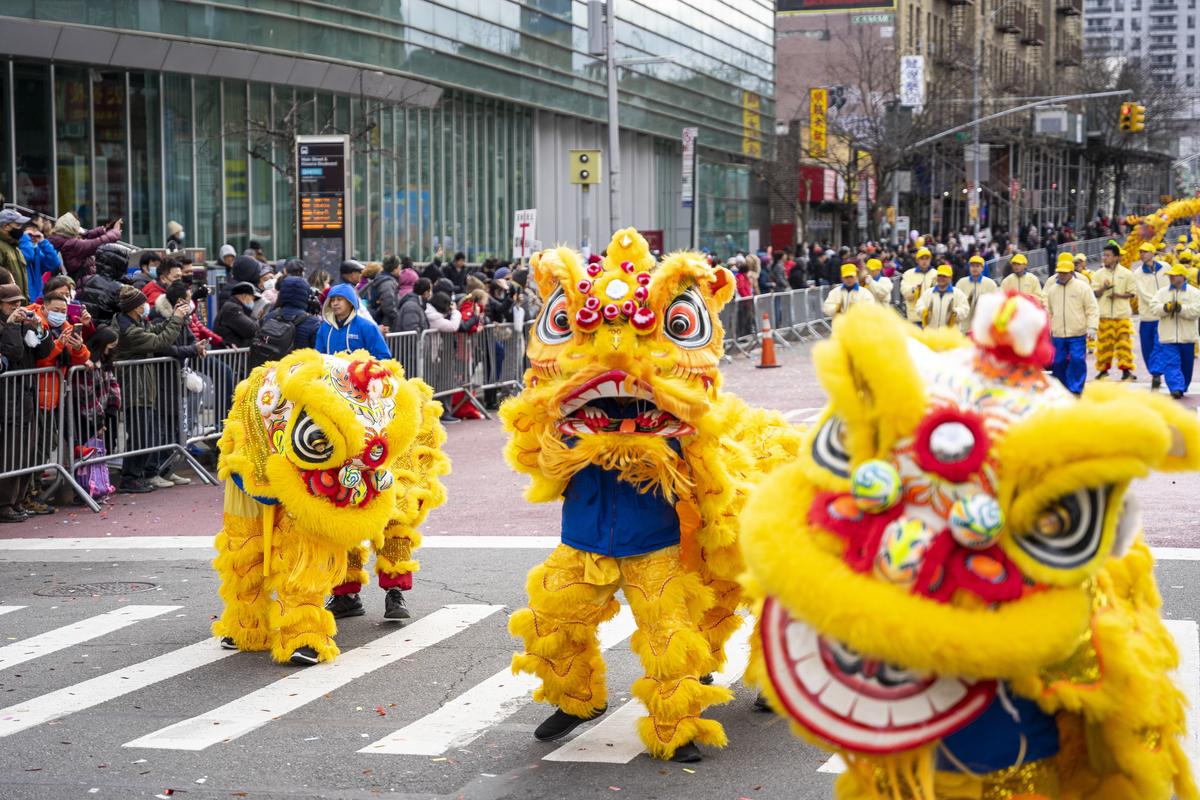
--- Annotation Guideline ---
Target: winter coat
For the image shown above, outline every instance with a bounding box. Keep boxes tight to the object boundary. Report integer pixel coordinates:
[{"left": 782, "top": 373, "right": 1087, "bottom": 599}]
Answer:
[
  {"left": 1146, "top": 283, "right": 1200, "bottom": 343},
  {"left": 396, "top": 268, "right": 419, "bottom": 298},
  {"left": 424, "top": 302, "right": 463, "bottom": 333},
  {"left": 18, "top": 234, "right": 61, "bottom": 301},
  {"left": 315, "top": 283, "right": 390, "bottom": 360},
  {"left": 0, "top": 315, "right": 54, "bottom": 427},
  {"left": 1044, "top": 275, "right": 1100, "bottom": 339},
  {"left": 112, "top": 312, "right": 186, "bottom": 407},
  {"left": 442, "top": 264, "right": 469, "bottom": 293},
  {"left": 28, "top": 305, "right": 90, "bottom": 409},
  {"left": 396, "top": 292, "right": 429, "bottom": 334},
  {"left": 0, "top": 230, "right": 28, "bottom": 298},
  {"left": 272, "top": 276, "right": 321, "bottom": 350},
  {"left": 364, "top": 271, "right": 400, "bottom": 330},
  {"left": 49, "top": 226, "right": 122, "bottom": 281},
  {"left": 213, "top": 298, "right": 259, "bottom": 348}
]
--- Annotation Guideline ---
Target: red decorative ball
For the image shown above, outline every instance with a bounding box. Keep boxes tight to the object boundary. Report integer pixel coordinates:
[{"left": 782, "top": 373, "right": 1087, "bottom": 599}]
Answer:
[
  {"left": 587, "top": 263, "right": 603, "bottom": 277},
  {"left": 575, "top": 307, "right": 601, "bottom": 329},
  {"left": 577, "top": 279, "right": 593, "bottom": 294},
  {"left": 602, "top": 303, "right": 621, "bottom": 321},
  {"left": 634, "top": 286, "right": 648, "bottom": 302},
  {"left": 621, "top": 300, "right": 636, "bottom": 317},
  {"left": 584, "top": 296, "right": 601, "bottom": 311},
  {"left": 636, "top": 272, "right": 651, "bottom": 286},
  {"left": 630, "top": 307, "right": 657, "bottom": 331},
  {"left": 620, "top": 261, "right": 635, "bottom": 274}
]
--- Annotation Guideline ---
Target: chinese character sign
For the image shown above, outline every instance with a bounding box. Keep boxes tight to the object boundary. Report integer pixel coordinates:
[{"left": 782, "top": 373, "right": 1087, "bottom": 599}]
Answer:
[
  {"left": 899, "top": 55, "right": 925, "bottom": 109},
  {"left": 809, "top": 88, "right": 828, "bottom": 158}
]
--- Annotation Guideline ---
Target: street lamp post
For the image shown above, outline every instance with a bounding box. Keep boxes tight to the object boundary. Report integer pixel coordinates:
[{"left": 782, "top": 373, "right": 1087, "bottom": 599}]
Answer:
[{"left": 605, "top": 0, "right": 621, "bottom": 232}]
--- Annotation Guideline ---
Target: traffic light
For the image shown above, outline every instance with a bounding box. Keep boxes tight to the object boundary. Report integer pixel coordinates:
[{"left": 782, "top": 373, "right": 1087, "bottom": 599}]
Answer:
[
  {"left": 569, "top": 149, "right": 602, "bottom": 185},
  {"left": 1119, "top": 103, "right": 1133, "bottom": 132},
  {"left": 1131, "top": 103, "right": 1146, "bottom": 132}
]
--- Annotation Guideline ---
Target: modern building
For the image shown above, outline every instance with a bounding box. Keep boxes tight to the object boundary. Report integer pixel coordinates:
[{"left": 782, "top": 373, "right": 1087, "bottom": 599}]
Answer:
[{"left": 0, "top": 2, "right": 774, "bottom": 263}]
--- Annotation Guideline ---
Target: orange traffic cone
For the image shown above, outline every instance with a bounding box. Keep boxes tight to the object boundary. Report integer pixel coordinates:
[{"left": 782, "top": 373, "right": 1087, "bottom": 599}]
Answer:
[{"left": 757, "top": 312, "right": 781, "bottom": 369}]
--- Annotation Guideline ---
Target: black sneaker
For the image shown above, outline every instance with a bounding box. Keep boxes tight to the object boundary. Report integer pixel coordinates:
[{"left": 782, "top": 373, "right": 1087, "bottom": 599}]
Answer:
[
  {"left": 753, "top": 692, "right": 773, "bottom": 712},
  {"left": 383, "top": 588, "right": 411, "bottom": 620},
  {"left": 0, "top": 507, "right": 27, "bottom": 524},
  {"left": 439, "top": 413, "right": 461, "bottom": 425},
  {"left": 698, "top": 673, "right": 714, "bottom": 685},
  {"left": 325, "top": 593, "right": 365, "bottom": 619},
  {"left": 1172, "top": 390, "right": 1185, "bottom": 399},
  {"left": 1153, "top": 375, "right": 1163, "bottom": 390},
  {"left": 118, "top": 480, "right": 154, "bottom": 495},
  {"left": 1121, "top": 369, "right": 1136, "bottom": 381},
  {"left": 670, "top": 742, "right": 703, "bottom": 763},
  {"left": 219, "top": 636, "right": 239, "bottom": 651},
  {"left": 1095, "top": 370, "right": 1109, "bottom": 380},
  {"left": 289, "top": 646, "right": 320, "bottom": 666},
  {"left": 533, "top": 705, "right": 607, "bottom": 742}
]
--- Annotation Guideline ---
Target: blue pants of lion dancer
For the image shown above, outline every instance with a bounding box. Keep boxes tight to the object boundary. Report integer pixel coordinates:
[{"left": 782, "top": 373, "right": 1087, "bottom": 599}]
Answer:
[
  {"left": 1140, "top": 320, "right": 1165, "bottom": 378},
  {"left": 1051, "top": 335, "right": 1088, "bottom": 395},
  {"left": 1159, "top": 342, "right": 1196, "bottom": 394}
]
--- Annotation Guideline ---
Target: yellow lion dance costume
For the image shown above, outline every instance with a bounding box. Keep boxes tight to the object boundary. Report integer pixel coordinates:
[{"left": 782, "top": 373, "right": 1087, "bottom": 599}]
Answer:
[
  {"left": 501, "top": 229, "right": 801, "bottom": 762},
  {"left": 741, "top": 295, "right": 1199, "bottom": 799},
  {"left": 212, "top": 349, "right": 449, "bottom": 665}
]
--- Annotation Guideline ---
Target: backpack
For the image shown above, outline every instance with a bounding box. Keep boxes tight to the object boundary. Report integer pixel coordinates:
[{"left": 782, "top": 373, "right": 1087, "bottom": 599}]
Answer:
[{"left": 248, "top": 313, "right": 298, "bottom": 368}]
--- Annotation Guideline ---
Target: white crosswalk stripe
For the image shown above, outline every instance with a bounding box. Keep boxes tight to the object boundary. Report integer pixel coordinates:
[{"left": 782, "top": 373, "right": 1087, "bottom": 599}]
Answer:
[
  {"left": 360, "top": 605, "right": 637, "bottom": 756},
  {"left": 123, "top": 604, "right": 501, "bottom": 751},
  {"left": 0, "top": 605, "right": 179, "bottom": 672},
  {"left": 0, "top": 640, "right": 237, "bottom": 738},
  {"left": 0, "top": 605, "right": 25, "bottom": 616},
  {"left": 543, "top": 619, "right": 754, "bottom": 764}
]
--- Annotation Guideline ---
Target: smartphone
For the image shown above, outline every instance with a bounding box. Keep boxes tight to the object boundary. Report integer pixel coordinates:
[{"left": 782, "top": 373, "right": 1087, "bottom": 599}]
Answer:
[{"left": 67, "top": 301, "right": 84, "bottom": 324}]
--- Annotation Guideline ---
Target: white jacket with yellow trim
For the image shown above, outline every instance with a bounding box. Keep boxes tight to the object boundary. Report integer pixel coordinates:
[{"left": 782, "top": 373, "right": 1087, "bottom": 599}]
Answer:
[
  {"left": 1090, "top": 265, "right": 1136, "bottom": 320},
  {"left": 999, "top": 271, "right": 1045, "bottom": 307},
  {"left": 900, "top": 268, "right": 936, "bottom": 321},
  {"left": 1134, "top": 264, "right": 1170, "bottom": 316},
  {"left": 822, "top": 284, "right": 876, "bottom": 318},
  {"left": 1043, "top": 274, "right": 1100, "bottom": 339},
  {"left": 954, "top": 275, "right": 998, "bottom": 331},
  {"left": 864, "top": 274, "right": 893, "bottom": 306},
  {"left": 916, "top": 285, "right": 968, "bottom": 329},
  {"left": 1144, "top": 283, "right": 1200, "bottom": 344}
]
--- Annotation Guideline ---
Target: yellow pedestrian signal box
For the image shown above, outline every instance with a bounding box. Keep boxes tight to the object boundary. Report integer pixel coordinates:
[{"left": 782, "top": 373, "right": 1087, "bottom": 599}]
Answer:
[
  {"left": 1131, "top": 103, "right": 1146, "bottom": 133},
  {"left": 569, "top": 149, "right": 603, "bottom": 185}
]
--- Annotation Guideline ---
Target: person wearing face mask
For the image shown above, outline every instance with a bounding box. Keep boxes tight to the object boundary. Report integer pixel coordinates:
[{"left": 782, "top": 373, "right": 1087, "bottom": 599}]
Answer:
[
  {"left": 165, "top": 221, "right": 186, "bottom": 253},
  {"left": 213, "top": 281, "right": 261, "bottom": 348},
  {"left": 259, "top": 265, "right": 279, "bottom": 313},
  {"left": 0, "top": 209, "right": 32, "bottom": 299},
  {"left": 18, "top": 220, "right": 61, "bottom": 302},
  {"left": 143, "top": 257, "right": 183, "bottom": 312},
  {"left": 0, "top": 281, "right": 55, "bottom": 522}
]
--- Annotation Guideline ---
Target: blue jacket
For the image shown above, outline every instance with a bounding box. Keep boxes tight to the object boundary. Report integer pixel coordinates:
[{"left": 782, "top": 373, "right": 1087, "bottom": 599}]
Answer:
[
  {"left": 560, "top": 410, "right": 682, "bottom": 558},
  {"left": 18, "top": 234, "right": 61, "bottom": 301},
  {"left": 315, "top": 283, "right": 390, "bottom": 360}
]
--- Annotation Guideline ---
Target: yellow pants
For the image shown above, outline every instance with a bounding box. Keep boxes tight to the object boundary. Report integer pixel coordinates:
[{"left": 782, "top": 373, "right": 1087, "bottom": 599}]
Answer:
[
  {"left": 509, "top": 543, "right": 732, "bottom": 759},
  {"left": 834, "top": 754, "right": 1059, "bottom": 799},
  {"left": 211, "top": 485, "right": 346, "bottom": 664},
  {"left": 1096, "top": 318, "right": 1135, "bottom": 372},
  {"left": 340, "top": 522, "right": 421, "bottom": 593}
]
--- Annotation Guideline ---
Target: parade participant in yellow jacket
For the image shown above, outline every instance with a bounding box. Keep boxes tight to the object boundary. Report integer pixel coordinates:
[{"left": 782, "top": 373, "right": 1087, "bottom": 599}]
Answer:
[
  {"left": 1135, "top": 242, "right": 1170, "bottom": 389},
  {"left": 1045, "top": 253, "right": 1099, "bottom": 395},
  {"left": 901, "top": 247, "right": 936, "bottom": 323},
  {"left": 1181, "top": 249, "right": 1200, "bottom": 288},
  {"left": 916, "top": 264, "right": 967, "bottom": 330},
  {"left": 955, "top": 254, "right": 998, "bottom": 331},
  {"left": 1144, "top": 262, "right": 1200, "bottom": 398},
  {"left": 999, "top": 253, "right": 1044, "bottom": 306},
  {"left": 862, "top": 257, "right": 893, "bottom": 306},
  {"left": 823, "top": 263, "right": 876, "bottom": 318},
  {"left": 1091, "top": 242, "right": 1137, "bottom": 381}
]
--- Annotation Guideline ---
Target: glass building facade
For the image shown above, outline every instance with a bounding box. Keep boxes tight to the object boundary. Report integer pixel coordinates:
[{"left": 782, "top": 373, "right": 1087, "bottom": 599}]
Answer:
[{"left": 0, "top": 1, "right": 774, "bottom": 260}]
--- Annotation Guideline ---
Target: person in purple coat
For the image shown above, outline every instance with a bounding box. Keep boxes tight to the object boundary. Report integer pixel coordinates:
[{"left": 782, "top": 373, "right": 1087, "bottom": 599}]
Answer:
[{"left": 47, "top": 212, "right": 123, "bottom": 281}]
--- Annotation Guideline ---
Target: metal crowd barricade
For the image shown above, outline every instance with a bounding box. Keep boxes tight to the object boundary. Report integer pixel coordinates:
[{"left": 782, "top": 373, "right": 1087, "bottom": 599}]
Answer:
[
  {"left": 385, "top": 331, "right": 423, "bottom": 380},
  {"left": 805, "top": 287, "right": 833, "bottom": 336},
  {"left": 418, "top": 328, "right": 488, "bottom": 418},
  {"left": 181, "top": 347, "right": 249, "bottom": 451},
  {"left": 787, "top": 289, "right": 814, "bottom": 340},
  {"left": 752, "top": 293, "right": 792, "bottom": 349},
  {"left": 0, "top": 366, "right": 99, "bottom": 512},
  {"left": 65, "top": 357, "right": 217, "bottom": 502},
  {"left": 475, "top": 323, "right": 526, "bottom": 395}
]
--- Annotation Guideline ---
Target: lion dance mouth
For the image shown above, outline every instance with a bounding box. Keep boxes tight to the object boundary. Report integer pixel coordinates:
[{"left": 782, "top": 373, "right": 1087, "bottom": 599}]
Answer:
[{"left": 556, "top": 370, "right": 695, "bottom": 438}]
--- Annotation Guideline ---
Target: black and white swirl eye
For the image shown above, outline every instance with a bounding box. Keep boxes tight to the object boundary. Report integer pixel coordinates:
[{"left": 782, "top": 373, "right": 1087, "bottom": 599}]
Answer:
[
  {"left": 1016, "top": 487, "right": 1111, "bottom": 569},
  {"left": 811, "top": 414, "right": 851, "bottom": 478},
  {"left": 291, "top": 410, "right": 334, "bottom": 464},
  {"left": 536, "top": 287, "right": 573, "bottom": 345},
  {"left": 664, "top": 289, "right": 712, "bottom": 349}
]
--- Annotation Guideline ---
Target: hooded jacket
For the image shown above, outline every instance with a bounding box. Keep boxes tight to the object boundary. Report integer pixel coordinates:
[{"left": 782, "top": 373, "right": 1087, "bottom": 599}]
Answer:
[
  {"left": 396, "top": 292, "right": 429, "bottom": 333},
  {"left": 364, "top": 270, "right": 399, "bottom": 330},
  {"left": 315, "top": 283, "right": 390, "bottom": 360},
  {"left": 48, "top": 214, "right": 122, "bottom": 280},
  {"left": 268, "top": 276, "right": 321, "bottom": 351},
  {"left": 396, "top": 268, "right": 419, "bottom": 298}
]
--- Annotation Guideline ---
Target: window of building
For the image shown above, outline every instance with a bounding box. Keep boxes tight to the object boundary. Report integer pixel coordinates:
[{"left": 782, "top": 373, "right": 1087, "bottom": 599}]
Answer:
[
  {"left": 54, "top": 66, "right": 91, "bottom": 225},
  {"left": 193, "top": 78, "right": 223, "bottom": 258},
  {"left": 1132, "top": 17, "right": 1141, "bottom": 30},
  {"left": 128, "top": 72, "right": 161, "bottom": 248},
  {"left": 272, "top": 87, "right": 295, "bottom": 260},
  {"left": 93, "top": 71, "right": 126, "bottom": 229},
  {"left": 162, "top": 74, "right": 192, "bottom": 245},
  {"left": 249, "top": 83, "right": 273, "bottom": 257},
  {"left": 223, "top": 80, "right": 249, "bottom": 254}
]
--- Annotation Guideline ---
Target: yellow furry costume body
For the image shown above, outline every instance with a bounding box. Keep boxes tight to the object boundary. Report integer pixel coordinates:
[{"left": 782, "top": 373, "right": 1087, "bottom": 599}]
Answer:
[
  {"left": 740, "top": 295, "right": 1199, "bottom": 799},
  {"left": 212, "top": 349, "right": 449, "bottom": 664},
  {"left": 501, "top": 229, "right": 801, "bottom": 759}
]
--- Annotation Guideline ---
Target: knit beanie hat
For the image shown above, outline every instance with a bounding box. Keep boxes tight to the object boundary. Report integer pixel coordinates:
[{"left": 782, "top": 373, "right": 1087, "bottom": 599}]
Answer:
[{"left": 119, "top": 286, "right": 148, "bottom": 313}]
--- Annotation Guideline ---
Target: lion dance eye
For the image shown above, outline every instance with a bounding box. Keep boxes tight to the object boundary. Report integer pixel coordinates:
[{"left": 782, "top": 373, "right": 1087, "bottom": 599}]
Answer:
[
  {"left": 536, "top": 288, "right": 573, "bottom": 344},
  {"left": 1016, "top": 487, "right": 1112, "bottom": 569},
  {"left": 663, "top": 289, "right": 712, "bottom": 349},
  {"left": 291, "top": 410, "right": 334, "bottom": 464}
]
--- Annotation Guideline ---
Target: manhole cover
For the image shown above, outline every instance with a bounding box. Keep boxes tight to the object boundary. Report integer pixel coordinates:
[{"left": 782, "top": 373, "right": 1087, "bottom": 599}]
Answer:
[{"left": 34, "top": 581, "right": 158, "bottom": 597}]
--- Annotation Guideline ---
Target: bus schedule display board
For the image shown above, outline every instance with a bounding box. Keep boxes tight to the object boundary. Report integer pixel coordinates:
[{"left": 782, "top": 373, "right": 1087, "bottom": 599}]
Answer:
[{"left": 296, "top": 135, "right": 350, "bottom": 272}]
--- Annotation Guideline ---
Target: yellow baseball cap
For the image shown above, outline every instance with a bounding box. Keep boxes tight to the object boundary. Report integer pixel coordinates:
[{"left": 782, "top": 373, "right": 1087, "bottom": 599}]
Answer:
[
  {"left": 1139, "top": 242, "right": 1157, "bottom": 253},
  {"left": 969, "top": 255, "right": 984, "bottom": 265},
  {"left": 1073, "top": 253, "right": 1087, "bottom": 263},
  {"left": 1011, "top": 253, "right": 1028, "bottom": 265},
  {"left": 866, "top": 258, "right": 882, "bottom": 272},
  {"left": 1166, "top": 263, "right": 1190, "bottom": 276},
  {"left": 1182, "top": 250, "right": 1195, "bottom": 263},
  {"left": 840, "top": 263, "right": 858, "bottom": 278},
  {"left": 916, "top": 247, "right": 932, "bottom": 259},
  {"left": 1055, "top": 260, "right": 1075, "bottom": 273},
  {"left": 1180, "top": 235, "right": 1189, "bottom": 244},
  {"left": 1056, "top": 251, "right": 1075, "bottom": 264},
  {"left": 936, "top": 264, "right": 953, "bottom": 277}
]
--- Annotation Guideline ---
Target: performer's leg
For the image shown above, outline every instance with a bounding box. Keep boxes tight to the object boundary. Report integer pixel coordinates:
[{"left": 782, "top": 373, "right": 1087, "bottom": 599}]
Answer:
[
  {"left": 1095, "top": 319, "right": 1115, "bottom": 372},
  {"left": 509, "top": 544, "right": 620, "bottom": 718},
  {"left": 1141, "top": 321, "right": 1163, "bottom": 379},
  {"left": 1051, "top": 337, "right": 1070, "bottom": 386},
  {"left": 1066, "top": 336, "right": 1088, "bottom": 395},
  {"left": 620, "top": 547, "right": 732, "bottom": 760},
  {"left": 695, "top": 544, "right": 744, "bottom": 673},
  {"left": 1116, "top": 319, "right": 1136, "bottom": 373},
  {"left": 1183, "top": 343, "right": 1196, "bottom": 392},
  {"left": 267, "top": 529, "right": 346, "bottom": 665},
  {"left": 333, "top": 544, "right": 370, "bottom": 596},
  {"left": 373, "top": 522, "right": 419, "bottom": 619},
  {"left": 211, "top": 485, "right": 271, "bottom": 651},
  {"left": 1161, "top": 343, "right": 1185, "bottom": 395}
]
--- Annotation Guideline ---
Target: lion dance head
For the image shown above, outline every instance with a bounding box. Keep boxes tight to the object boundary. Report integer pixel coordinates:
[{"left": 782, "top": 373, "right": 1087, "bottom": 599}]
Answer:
[{"left": 742, "top": 295, "right": 1200, "bottom": 799}]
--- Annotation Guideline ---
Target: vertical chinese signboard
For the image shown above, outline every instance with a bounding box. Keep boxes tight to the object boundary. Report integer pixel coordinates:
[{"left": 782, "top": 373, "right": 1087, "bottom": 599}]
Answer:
[
  {"left": 296, "top": 135, "right": 350, "bottom": 272},
  {"left": 809, "top": 88, "right": 828, "bottom": 158},
  {"left": 899, "top": 55, "right": 925, "bottom": 110},
  {"left": 681, "top": 127, "right": 698, "bottom": 209}
]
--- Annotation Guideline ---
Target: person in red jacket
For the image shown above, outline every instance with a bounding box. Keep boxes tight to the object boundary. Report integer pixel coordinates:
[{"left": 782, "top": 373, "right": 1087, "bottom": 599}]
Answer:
[{"left": 47, "top": 213, "right": 123, "bottom": 281}]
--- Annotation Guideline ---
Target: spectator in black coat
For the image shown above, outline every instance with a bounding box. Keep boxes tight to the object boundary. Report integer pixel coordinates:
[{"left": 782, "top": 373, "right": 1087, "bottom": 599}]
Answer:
[
  {"left": 443, "top": 251, "right": 469, "bottom": 292},
  {"left": 397, "top": 277, "right": 431, "bottom": 333},
  {"left": 364, "top": 255, "right": 400, "bottom": 331},
  {"left": 267, "top": 276, "right": 322, "bottom": 350},
  {"left": 213, "top": 282, "right": 260, "bottom": 347}
]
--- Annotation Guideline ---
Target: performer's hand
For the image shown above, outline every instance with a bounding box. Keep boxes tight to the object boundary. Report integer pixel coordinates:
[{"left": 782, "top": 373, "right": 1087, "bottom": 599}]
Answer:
[{"left": 1087, "top": 328, "right": 1097, "bottom": 342}]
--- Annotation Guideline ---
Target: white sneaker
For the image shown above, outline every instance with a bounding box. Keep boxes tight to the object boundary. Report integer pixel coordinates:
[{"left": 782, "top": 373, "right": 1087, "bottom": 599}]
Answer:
[
  {"left": 148, "top": 475, "right": 174, "bottom": 489},
  {"left": 165, "top": 473, "right": 192, "bottom": 486}
]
